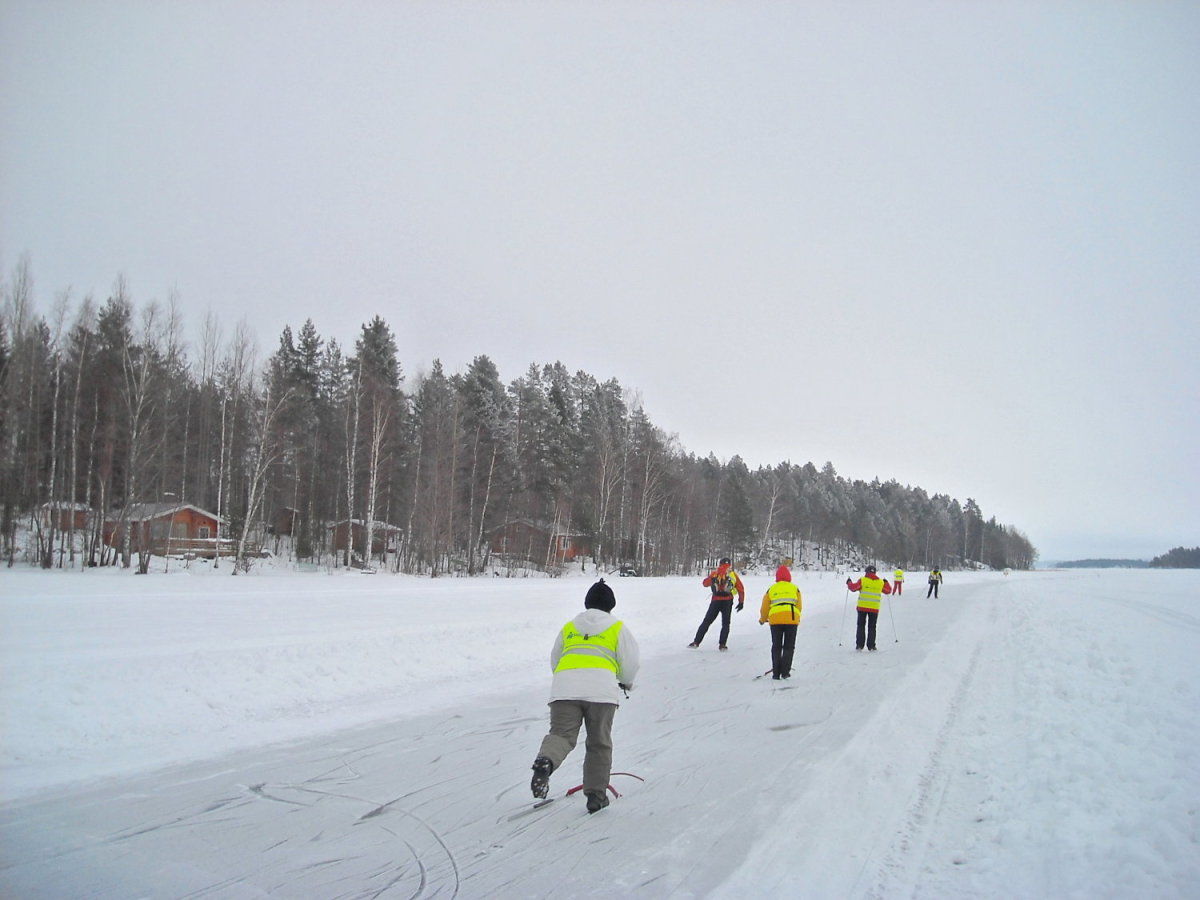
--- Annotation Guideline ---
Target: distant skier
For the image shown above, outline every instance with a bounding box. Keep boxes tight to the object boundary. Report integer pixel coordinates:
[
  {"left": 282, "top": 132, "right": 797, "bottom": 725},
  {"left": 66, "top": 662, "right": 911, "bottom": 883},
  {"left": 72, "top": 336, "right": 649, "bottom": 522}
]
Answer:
[
  {"left": 893, "top": 568, "right": 905, "bottom": 595},
  {"left": 927, "top": 568, "right": 943, "bottom": 598},
  {"left": 759, "top": 565, "right": 802, "bottom": 679},
  {"left": 689, "top": 557, "right": 746, "bottom": 650},
  {"left": 530, "top": 579, "right": 640, "bottom": 814},
  {"left": 845, "top": 564, "right": 892, "bottom": 651}
]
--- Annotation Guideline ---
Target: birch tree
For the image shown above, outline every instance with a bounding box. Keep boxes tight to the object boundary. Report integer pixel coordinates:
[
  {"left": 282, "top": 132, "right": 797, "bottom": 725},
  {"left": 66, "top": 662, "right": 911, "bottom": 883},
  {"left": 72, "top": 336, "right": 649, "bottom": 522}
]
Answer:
[
  {"left": 234, "top": 376, "right": 293, "bottom": 572},
  {"left": 212, "top": 323, "right": 254, "bottom": 571}
]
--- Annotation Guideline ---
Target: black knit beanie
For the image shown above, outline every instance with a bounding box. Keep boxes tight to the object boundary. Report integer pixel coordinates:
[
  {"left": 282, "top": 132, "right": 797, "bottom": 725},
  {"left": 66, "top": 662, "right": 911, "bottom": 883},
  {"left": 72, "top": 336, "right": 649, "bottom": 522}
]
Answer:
[{"left": 584, "top": 578, "right": 616, "bottom": 612}]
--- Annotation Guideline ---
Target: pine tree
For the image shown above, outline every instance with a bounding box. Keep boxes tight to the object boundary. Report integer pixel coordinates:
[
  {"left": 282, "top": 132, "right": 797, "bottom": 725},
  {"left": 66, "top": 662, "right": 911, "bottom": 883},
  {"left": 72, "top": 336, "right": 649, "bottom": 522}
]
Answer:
[{"left": 457, "top": 355, "right": 511, "bottom": 573}]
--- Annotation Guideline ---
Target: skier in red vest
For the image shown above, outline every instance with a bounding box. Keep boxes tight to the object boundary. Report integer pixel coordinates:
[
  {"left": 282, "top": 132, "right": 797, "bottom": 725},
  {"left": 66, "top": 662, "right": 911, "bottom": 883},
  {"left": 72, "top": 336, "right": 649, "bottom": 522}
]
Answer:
[{"left": 689, "top": 557, "right": 746, "bottom": 650}]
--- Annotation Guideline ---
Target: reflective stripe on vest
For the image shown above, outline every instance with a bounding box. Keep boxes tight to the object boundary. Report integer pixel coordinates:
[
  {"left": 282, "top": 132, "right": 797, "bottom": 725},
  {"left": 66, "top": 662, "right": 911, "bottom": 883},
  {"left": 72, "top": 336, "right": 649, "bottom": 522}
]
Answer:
[
  {"left": 555, "top": 620, "right": 623, "bottom": 673},
  {"left": 768, "top": 581, "right": 800, "bottom": 616},
  {"left": 858, "top": 576, "right": 885, "bottom": 611}
]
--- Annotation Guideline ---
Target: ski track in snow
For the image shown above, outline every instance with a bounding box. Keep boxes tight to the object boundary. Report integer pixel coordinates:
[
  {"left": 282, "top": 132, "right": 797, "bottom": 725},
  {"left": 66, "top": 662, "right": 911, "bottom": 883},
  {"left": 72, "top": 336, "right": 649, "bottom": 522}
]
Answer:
[{"left": 2, "top": 570, "right": 1199, "bottom": 898}]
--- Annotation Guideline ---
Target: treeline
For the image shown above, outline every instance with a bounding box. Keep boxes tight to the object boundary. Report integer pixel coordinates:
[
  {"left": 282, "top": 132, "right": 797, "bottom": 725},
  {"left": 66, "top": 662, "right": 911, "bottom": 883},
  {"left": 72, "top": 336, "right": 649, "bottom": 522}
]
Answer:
[
  {"left": 0, "top": 260, "right": 1036, "bottom": 574},
  {"left": 1148, "top": 547, "right": 1200, "bottom": 569},
  {"left": 1056, "top": 559, "right": 1149, "bottom": 569}
]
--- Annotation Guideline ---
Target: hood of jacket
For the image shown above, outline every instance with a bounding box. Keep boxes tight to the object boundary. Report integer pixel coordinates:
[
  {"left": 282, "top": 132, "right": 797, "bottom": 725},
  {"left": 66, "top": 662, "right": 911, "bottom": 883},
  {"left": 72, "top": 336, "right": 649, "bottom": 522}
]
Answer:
[{"left": 570, "top": 608, "right": 620, "bottom": 633}]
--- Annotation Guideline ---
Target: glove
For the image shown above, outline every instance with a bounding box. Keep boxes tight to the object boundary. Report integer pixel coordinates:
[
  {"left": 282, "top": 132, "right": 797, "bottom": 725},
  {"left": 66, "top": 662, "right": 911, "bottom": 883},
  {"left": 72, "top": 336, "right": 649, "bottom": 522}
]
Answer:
[
  {"left": 618, "top": 683, "right": 633, "bottom": 693},
  {"left": 736, "top": 603, "right": 744, "bottom": 612},
  {"left": 759, "top": 618, "right": 766, "bottom": 625}
]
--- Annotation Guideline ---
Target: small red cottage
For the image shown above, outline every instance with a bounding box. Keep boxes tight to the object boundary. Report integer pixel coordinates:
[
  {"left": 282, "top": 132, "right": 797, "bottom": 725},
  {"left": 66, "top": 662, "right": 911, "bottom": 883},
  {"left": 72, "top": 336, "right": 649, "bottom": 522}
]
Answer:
[
  {"left": 104, "top": 502, "right": 230, "bottom": 558},
  {"left": 39, "top": 501, "right": 93, "bottom": 531},
  {"left": 329, "top": 519, "right": 403, "bottom": 557},
  {"left": 489, "top": 519, "right": 592, "bottom": 563},
  {"left": 270, "top": 507, "right": 299, "bottom": 536}
]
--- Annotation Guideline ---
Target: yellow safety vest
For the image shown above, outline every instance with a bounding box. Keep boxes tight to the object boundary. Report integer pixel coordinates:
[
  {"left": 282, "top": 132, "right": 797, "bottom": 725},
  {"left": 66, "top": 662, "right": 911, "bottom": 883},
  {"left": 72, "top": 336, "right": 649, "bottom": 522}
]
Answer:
[
  {"left": 858, "top": 575, "right": 885, "bottom": 611},
  {"left": 555, "top": 620, "right": 623, "bottom": 674},
  {"left": 767, "top": 581, "right": 801, "bottom": 624},
  {"left": 894, "top": 569, "right": 904, "bottom": 581}
]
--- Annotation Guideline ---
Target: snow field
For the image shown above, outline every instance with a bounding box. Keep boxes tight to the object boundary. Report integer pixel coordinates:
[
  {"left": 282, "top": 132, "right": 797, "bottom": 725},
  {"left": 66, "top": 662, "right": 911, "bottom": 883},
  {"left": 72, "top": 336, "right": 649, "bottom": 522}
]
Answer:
[{"left": 1, "top": 568, "right": 1198, "bottom": 898}]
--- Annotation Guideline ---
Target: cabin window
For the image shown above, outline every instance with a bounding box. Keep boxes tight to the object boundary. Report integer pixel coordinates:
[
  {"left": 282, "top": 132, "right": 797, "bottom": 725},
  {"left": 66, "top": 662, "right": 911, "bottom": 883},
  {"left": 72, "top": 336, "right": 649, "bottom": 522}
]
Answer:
[{"left": 198, "top": 525, "right": 211, "bottom": 539}]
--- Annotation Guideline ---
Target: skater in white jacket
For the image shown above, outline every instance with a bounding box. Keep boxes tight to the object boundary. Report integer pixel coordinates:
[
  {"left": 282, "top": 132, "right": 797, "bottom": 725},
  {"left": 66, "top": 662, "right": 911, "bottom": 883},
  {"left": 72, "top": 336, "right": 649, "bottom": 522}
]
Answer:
[{"left": 530, "top": 579, "right": 640, "bottom": 813}]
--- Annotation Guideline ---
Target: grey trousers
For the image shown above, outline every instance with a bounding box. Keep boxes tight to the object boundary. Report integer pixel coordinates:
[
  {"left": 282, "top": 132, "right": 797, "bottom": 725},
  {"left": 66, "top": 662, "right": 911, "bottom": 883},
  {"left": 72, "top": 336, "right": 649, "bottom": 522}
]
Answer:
[{"left": 537, "top": 699, "right": 618, "bottom": 793}]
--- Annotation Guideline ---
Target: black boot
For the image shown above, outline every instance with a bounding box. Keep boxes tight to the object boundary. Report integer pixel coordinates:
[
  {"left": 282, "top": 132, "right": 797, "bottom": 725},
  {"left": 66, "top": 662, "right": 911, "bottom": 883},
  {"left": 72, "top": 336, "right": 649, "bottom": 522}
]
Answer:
[
  {"left": 530, "top": 756, "right": 553, "bottom": 799},
  {"left": 586, "top": 790, "right": 610, "bottom": 813}
]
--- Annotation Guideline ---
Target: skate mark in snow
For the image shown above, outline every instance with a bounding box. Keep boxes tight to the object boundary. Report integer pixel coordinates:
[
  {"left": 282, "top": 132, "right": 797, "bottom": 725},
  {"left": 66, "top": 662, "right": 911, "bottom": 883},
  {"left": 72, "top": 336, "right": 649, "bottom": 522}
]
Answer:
[
  {"left": 355, "top": 798, "right": 461, "bottom": 897},
  {"left": 249, "top": 783, "right": 310, "bottom": 807},
  {"left": 106, "top": 804, "right": 248, "bottom": 844},
  {"left": 501, "top": 798, "right": 556, "bottom": 822},
  {"left": 867, "top": 640, "right": 986, "bottom": 896},
  {"left": 1091, "top": 593, "right": 1200, "bottom": 633},
  {"left": 769, "top": 710, "right": 834, "bottom": 731},
  {"left": 654, "top": 701, "right": 752, "bottom": 723},
  {"left": 383, "top": 839, "right": 425, "bottom": 899}
]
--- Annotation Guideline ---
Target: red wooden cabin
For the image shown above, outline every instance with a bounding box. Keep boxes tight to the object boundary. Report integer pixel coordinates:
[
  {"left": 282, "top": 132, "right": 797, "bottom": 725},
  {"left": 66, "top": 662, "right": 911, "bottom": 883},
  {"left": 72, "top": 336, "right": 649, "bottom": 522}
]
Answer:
[{"left": 104, "top": 502, "right": 231, "bottom": 557}]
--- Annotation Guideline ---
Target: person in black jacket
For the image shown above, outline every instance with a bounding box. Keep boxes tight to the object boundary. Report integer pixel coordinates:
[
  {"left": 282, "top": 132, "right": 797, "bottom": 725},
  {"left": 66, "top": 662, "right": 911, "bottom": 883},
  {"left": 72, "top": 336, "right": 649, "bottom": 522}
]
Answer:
[{"left": 927, "top": 568, "right": 943, "bottom": 598}]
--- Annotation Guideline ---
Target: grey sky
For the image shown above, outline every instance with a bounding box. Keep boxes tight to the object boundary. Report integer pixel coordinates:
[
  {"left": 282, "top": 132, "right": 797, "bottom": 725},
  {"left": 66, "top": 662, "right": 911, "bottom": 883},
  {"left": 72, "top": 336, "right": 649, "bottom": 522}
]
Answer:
[{"left": 3, "top": 1, "right": 1197, "bottom": 562}]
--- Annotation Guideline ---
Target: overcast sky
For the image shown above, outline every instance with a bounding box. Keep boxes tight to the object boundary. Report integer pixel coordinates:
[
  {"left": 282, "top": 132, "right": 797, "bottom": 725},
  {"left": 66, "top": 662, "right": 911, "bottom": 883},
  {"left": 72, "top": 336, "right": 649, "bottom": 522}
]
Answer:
[{"left": 2, "top": 1, "right": 1197, "bottom": 562}]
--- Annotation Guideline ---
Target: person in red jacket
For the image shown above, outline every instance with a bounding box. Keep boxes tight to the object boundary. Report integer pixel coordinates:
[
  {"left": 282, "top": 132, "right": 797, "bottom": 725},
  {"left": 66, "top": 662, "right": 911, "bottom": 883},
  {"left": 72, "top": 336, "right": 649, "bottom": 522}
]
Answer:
[
  {"left": 689, "top": 558, "right": 745, "bottom": 650},
  {"left": 845, "top": 564, "right": 892, "bottom": 652}
]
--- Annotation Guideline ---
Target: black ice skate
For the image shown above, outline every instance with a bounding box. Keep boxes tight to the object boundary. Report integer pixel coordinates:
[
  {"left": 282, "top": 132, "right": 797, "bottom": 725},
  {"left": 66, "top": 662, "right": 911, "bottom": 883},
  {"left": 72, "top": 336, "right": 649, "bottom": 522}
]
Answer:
[
  {"left": 586, "top": 790, "right": 610, "bottom": 813},
  {"left": 530, "top": 756, "right": 553, "bottom": 799}
]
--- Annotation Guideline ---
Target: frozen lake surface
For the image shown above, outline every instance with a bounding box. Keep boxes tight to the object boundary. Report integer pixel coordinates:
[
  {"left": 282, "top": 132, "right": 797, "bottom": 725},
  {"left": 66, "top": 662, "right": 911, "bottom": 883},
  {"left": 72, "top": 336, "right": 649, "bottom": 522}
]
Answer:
[{"left": 2, "top": 567, "right": 1197, "bottom": 897}]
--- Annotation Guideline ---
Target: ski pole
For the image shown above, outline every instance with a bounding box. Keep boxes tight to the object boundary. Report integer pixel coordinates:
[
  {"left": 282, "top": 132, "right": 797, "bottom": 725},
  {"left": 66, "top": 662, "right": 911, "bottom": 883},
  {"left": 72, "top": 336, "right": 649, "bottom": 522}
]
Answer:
[
  {"left": 888, "top": 595, "right": 899, "bottom": 643},
  {"left": 838, "top": 588, "right": 850, "bottom": 646}
]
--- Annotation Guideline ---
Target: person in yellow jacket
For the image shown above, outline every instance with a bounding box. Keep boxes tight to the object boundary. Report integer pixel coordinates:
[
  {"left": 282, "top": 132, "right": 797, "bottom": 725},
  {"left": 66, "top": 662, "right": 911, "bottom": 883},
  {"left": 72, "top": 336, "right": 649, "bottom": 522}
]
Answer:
[
  {"left": 893, "top": 568, "right": 905, "bottom": 595},
  {"left": 530, "top": 579, "right": 640, "bottom": 813},
  {"left": 845, "top": 564, "right": 892, "bottom": 651},
  {"left": 759, "top": 564, "right": 802, "bottom": 680}
]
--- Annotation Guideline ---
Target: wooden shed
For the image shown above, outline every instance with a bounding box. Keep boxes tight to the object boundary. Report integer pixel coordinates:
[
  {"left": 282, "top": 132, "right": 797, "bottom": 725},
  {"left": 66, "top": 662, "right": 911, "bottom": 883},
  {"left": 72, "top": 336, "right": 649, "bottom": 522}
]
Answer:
[
  {"left": 270, "top": 507, "right": 299, "bottom": 536},
  {"left": 329, "top": 519, "right": 402, "bottom": 556},
  {"left": 104, "top": 502, "right": 231, "bottom": 558},
  {"left": 489, "top": 519, "right": 592, "bottom": 562},
  {"left": 39, "top": 501, "right": 93, "bottom": 531}
]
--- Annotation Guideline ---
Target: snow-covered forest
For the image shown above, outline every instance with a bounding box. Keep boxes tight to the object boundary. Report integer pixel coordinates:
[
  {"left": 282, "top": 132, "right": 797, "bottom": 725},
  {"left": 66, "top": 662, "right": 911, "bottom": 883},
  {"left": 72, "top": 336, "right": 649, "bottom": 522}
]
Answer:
[{"left": 1, "top": 258, "right": 1036, "bottom": 575}]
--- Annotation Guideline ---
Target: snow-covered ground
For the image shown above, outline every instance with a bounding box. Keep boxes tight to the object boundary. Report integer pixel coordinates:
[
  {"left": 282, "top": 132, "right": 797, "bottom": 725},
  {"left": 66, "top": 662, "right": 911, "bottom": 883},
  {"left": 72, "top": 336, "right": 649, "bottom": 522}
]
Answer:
[{"left": 2, "top": 567, "right": 1198, "bottom": 898}]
